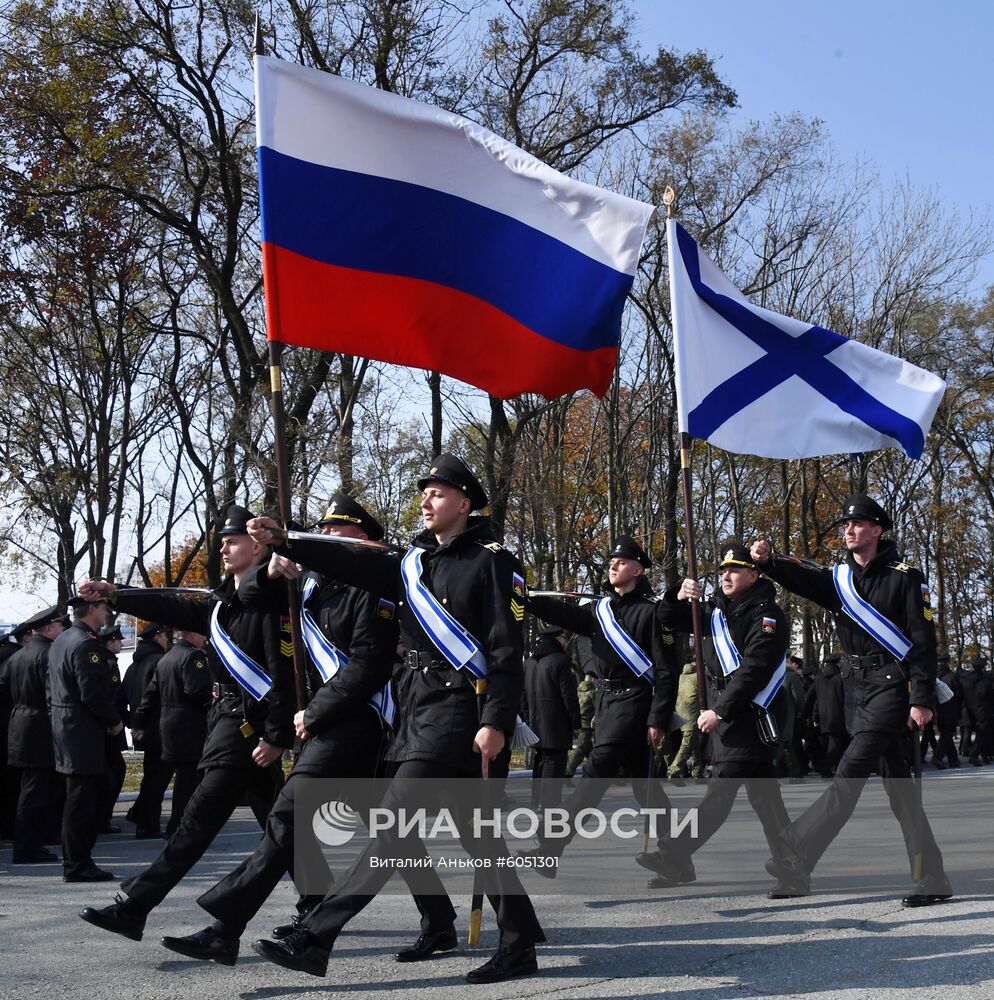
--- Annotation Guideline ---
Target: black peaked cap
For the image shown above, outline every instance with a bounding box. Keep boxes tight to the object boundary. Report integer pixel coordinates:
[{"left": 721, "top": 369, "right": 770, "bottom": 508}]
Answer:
[
  {"left": 609, "top": 535, "right": 652, "bottom": 569},
  {"left": 17, "top": 604, "right": 65, "bottom": 633},
  {"left": 317, "top": 491, "right": 384, "bottom": 541},
  {"left": 219, "top": 504, "right": 256, "bottom": 537},
  {"left": 718, "top": 541, "right": 756, "bottom": 570},
  {"left": 833, "top": 494, "right": 893, "bottom": 533},
  {"left": 417, "top": 454, "right": 489, "bottom": 511}
]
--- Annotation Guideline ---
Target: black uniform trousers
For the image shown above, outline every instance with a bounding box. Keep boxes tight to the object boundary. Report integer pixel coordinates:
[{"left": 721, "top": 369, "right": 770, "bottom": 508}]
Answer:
[
  {"left": 665, "top": 761, "right": 790, "bottom": 861},
  {"left": 63, "top": 772, "right": 105, "bottom": 874},
  {"left": 165, "top": 763, "right": 201, "bottom": 837},
  {"left": 530, "top": 748, "right": 568, "bottom": 810},
  {"left": 13, "top": 767, "right": 56, "bottom": 855},
  {"left": 818, "top": 733, "right": 851, "bottom": 777},
  {"left": 0, "top": 760, "right": 20, "bottom": 838},
  {"left": 786, "top": 729, "right": 949, "bottom": 889},
  {"left": 101, "top": 743, "right": 126, "bottom": 831},
  {"left": 303, "top": 755, "right": 545, "bottom": 951},
  {"left": 934, "top": 726, "right": 960, "bottom": 767},
  {"left": 121, "top": 762, "right": 282, "bottom": 914},
  {"left": 129, "top": 750, "right": 170, "bottom": 834},
  {"left": 198, "top": 723, "right": 385, "bottom": 935},
  {"left": 540, "top": 739, "right": 672, "bottom": 853}
]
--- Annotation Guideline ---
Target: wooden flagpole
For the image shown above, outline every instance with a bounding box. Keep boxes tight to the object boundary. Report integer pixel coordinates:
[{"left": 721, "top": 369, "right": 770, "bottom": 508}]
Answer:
[
  {"left": 257, "top": 16, "right": 308, "bottom": 713},
  {"left": 665, "top": 187, "right": 707, "bottom": 710}
]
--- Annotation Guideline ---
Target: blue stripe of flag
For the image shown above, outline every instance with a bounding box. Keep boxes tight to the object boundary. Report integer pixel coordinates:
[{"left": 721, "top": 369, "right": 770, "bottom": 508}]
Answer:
[{"left": 259, "top": 146, "right": 633, "bottom": 353}]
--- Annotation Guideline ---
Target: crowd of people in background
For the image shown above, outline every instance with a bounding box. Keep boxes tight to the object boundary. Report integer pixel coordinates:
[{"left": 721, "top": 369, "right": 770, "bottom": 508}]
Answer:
[
  {"left": 2, "top": 600, "right": 992, "bottom": 871},
  {"left": 0, "top": 609, "right": 211, "bottom": 870}
]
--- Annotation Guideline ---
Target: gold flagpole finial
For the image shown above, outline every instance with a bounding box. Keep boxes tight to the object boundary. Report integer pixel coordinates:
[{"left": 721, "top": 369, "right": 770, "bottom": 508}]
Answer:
[{"left": 663, "top": 186, "right": 676, "bottom": 219}]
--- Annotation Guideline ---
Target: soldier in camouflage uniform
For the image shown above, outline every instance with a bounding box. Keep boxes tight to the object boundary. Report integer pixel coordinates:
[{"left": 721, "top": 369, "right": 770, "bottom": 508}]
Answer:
[{"left": 566, "top": 665, "right": 597, "bottom": 778}]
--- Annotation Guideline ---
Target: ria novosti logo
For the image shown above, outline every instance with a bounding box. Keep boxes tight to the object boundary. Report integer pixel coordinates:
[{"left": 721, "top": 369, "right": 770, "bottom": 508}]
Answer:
[{"left": 311, "top": 801, "right": 359, "bottom": 846}]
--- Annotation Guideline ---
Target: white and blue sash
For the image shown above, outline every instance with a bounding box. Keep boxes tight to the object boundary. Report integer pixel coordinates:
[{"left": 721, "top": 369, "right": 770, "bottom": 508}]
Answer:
[
  {"left": 400, "top": 547, "right": 488, "bottom": 679},
  {"left": 595, "top": 598, "right": 655, "bottom": 684},
  {"left": 300, "top": 577, "right": 397, "bottom": 728},
  {"left": 710, "top": 608, "right": 786, "bottom": 709},
  {"left": 209, "top": 602, "right": 272, "bottom": 701},
  {"left": 831, "top": 565, "right": 912, "bottom": 661}
]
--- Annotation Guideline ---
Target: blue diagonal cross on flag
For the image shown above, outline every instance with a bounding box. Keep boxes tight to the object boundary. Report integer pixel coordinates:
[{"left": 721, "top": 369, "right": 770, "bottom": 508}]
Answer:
[{"left": 666, "top": 220, "right": 946, "bottom": 460}]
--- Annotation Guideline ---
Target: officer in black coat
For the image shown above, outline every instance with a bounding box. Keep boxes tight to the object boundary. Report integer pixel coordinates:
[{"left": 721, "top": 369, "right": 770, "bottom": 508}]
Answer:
[
  {"left": 121, "top": 623, "right": 169, "bottom": 837},
  {"left": 50, "top": 596, "right": 123, "bottom": 881},
  {"left": 132, "top": 629, "right": 212, "bottom": 836},
  {"left": 931, "top": 654, "right": 961, "bottom": 768},
  {"left": 78, "top": 505, "right": 295, "bottom": 939},
  {"left": 812, "top": 653, "right": 849, "bottom": 777},
  {"left": 6, "top": 605, "right": 64, "bottom": 863},
  {"left": 522, "top": 536, "right": 679, "bottom": 868},
  {"left": 157, "top": 492, "right": 405, "bottom": 968},
  {"left": 755, "top": 494, "right": 952, "bottom": 906},
  {"left": 640, "top": 543, "right": 791, "bottom": 890},
  {"left": 98, "top": 624, "right": 128, "bottom": 834},
  {"left": 247, "top": 455, "right": 545, "bottom": 986},
  {"left": 958, "top": 656, "right": 993, "bottom": 765},
  {"left": 521, "top": 626, "right": 580, "bottom": 810},
  {"left": 0, "top": 620, "right": 32, "bottom": 840}
]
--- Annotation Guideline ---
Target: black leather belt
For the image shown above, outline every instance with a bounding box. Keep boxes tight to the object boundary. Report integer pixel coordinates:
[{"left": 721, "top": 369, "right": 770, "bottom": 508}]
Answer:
[
  {"left": 601, "top": 677, "right": 649, "bottom": 692},
  {"left": 842, "top": 652, "right": 895, "bottom": 670},
  {"left": 404, "top": 649, "right": 449, "bottom": 671},
  {"left": 211, "top": 682, "right": 240, "bottom": 699}
]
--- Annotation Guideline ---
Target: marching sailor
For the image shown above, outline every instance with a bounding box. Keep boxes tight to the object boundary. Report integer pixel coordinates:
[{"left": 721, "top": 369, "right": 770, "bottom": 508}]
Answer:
[
  {"left": 521, "top": 535, "right": 678, "bottom": 871},
  {"left": 640, "top": 542, "right": 792, "bottom": 888},
  {"left": 78, "top": 504, "right": 295, "bottom": 939},
  {"left": 246, "top": 455, "right": 545, "bottom": 985},
  {"left": 753, "top": 494, "right": 953, "bottom": 906}
]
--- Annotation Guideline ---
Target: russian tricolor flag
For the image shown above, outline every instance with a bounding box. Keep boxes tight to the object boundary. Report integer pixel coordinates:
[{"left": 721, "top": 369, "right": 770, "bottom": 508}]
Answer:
[{"left": 255, "top": 56, "right": 655, "bottom": 400}]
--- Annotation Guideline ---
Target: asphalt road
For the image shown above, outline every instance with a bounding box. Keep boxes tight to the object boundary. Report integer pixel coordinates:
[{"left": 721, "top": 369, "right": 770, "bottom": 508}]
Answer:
[{"left": 2, "top": 767, "right": 992, "bottom": 1000}]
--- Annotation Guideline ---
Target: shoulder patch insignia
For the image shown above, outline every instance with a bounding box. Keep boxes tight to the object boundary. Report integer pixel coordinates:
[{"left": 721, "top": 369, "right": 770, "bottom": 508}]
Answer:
[
  {"left": 889, "top": 561, "right": 912, "bottom": 573},
  {"left": 762, "top": 616, "right": 777, "bottom": 634},
  {"left": 377, "top": 597, "right": 396, "bottom": 620},
  {"left": 923, "top": 608, "right": 934, "bottom": 622},
  {"left": 479, "top": 541, "right": 503, "bottom": 553},
  {"left": 89, "top": 652, "right": 101, "bottom": 664},
  {"left": 921, "top": 583, "right": 932, "bottom": 607},
  {"left": 194, "top": 659, "right": 205, "bottom": 670},
  {"left": 281, "top": 615, "right": 291, "bottom": 633},
  {"left": 280, "top": 639, "right": 293, "bottom": 658},
  {"left": 510, "top": 598, "right": 524, "bottom": 622},
  {"left": 662, "top": 630, "right": 674, "bottom": 645},
  {"left": 512, "top": 572, "right": 525, "bottom": 598}
]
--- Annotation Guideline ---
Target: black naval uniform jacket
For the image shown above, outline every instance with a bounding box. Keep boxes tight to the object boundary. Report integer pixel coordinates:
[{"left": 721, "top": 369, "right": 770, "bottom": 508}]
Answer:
[
  {"left": 527, "top": 579, "right": 678, "bottom": 747},
  {"left": 958, "top": 667, "right": 992, "bottom": 729},
  {"left": 111, "top": 577, "right": 295, "bottom": 769},
  {"left": 276, "top": 517, "right": 525, "bottom": 776},
  {"left": 764, "top": 539, "right": 936, "bottom": 735},
  {"left": 134, "top": 639, "right": 212, "bottom": 764},
  {"left": 521, "top": 634, "right": 581, "bottom": 750},
  {"left": 658, "top": 577, "right": 788, "bottom": 764},
  {"left": 812, "top": 663, "right": 847, "bottom": 736},
  {"left": 104, "top": 652, "right": 128, "bottom": 752},
  {"left": 239, "top": 567, "right": 398, "bottom": 778},
  {"left": 119, "top": 638, "right": 165, "bottom": 753},
  {"left": 49, "top": 621, "right": 123, "bottom": 775},
  {"left": 6, "top": 634, "right": 56, "bottom": 769}
]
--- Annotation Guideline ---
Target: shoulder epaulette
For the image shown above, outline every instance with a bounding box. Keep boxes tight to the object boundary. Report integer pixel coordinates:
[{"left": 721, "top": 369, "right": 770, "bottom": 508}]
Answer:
[
  {"left": 477, "top": 540, "right": 503, "bottom": 553},
  {"left": 888, "top": 561, "right": 913, "bottom": 573}
]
